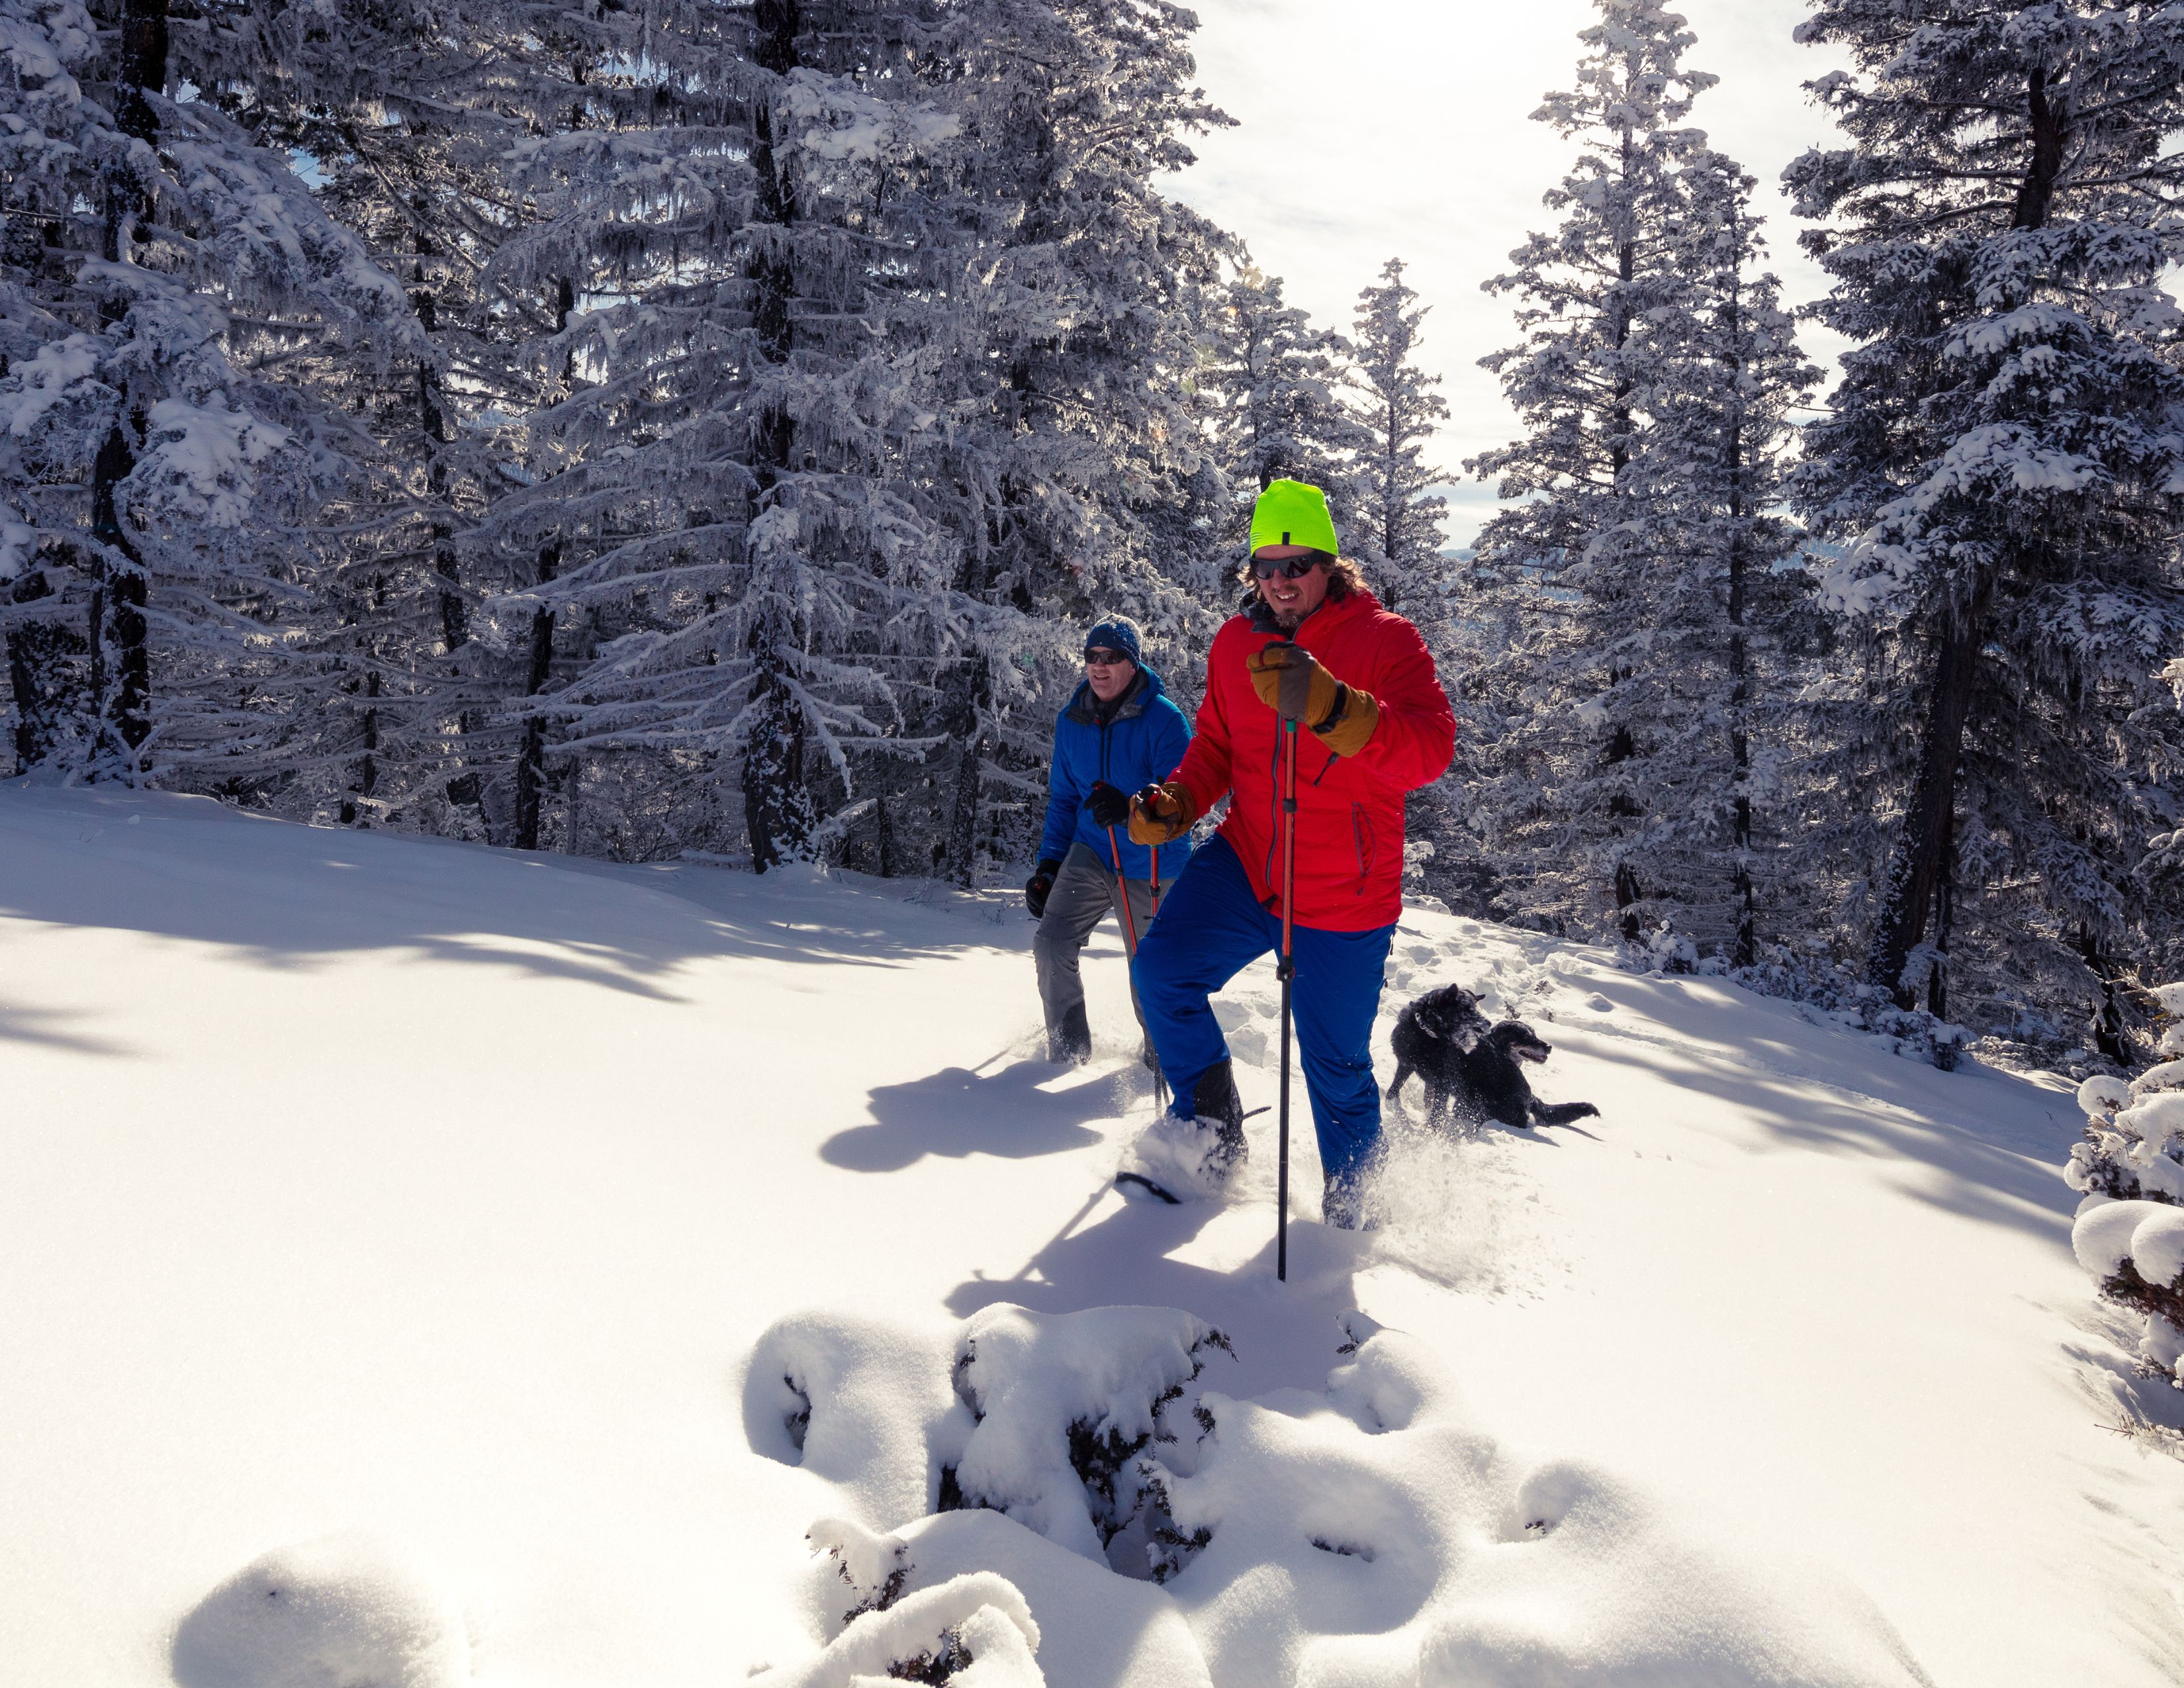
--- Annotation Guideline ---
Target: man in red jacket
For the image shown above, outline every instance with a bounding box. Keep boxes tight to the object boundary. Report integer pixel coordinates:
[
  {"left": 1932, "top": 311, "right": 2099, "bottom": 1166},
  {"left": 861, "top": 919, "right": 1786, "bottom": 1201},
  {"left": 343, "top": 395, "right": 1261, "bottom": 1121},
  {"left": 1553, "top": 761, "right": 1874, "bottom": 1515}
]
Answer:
[{"left": 1121, "top": 479, "right": 1455, "bottom": 1226}]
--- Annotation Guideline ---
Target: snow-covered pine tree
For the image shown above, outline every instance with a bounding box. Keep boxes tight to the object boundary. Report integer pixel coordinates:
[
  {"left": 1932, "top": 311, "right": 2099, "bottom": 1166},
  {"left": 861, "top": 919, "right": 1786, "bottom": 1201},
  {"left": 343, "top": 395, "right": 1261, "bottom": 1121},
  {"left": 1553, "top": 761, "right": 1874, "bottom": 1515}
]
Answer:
[
  {"left": 478, "top": 0, "right": 1236, "bottom": 878},
  {"left": 1347, "top": 258, "right": 1449, "bottom": 616},
  {"left": 1629, "top": 148, "right": 1821, "bottom": 966},
  {"left": 0, "top": 0, "right": 416, "bottom": 780},
  {"left": 1460, "top": 0, "right": 1715, "bottom": 943},
  {"left": 1788, "top": 0, "right": 2184, "bottom": 1042},
  {"left": 881, "top": 0, "right": 1232, "bottom": 882},
  {"left": 218, "top": 0, "right": 643, "bottom": 841},
  {"left": 1202, "top": 261, "right": 1369, "bottom": 559},
  {"left": 1344, "top": 253, "right": 1475, "bottom": 907}
]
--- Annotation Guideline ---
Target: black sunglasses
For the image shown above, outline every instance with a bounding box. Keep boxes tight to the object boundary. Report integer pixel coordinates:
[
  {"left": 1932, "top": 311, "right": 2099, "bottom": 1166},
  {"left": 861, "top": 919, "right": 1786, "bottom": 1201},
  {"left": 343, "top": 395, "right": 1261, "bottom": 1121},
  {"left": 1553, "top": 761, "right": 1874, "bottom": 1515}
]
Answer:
[
  {"left": 1250, "top": 551, "right": 1332, "bottom": 581},
  {"left": 1083, "top": 648, "right": 1130, "bottom": 666}
]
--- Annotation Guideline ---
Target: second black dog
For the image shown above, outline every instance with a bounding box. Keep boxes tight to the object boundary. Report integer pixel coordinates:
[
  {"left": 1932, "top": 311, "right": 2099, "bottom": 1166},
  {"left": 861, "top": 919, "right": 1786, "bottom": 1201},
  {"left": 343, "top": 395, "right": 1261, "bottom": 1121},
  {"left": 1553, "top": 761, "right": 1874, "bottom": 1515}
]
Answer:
[
  {"left": 1387, "top": 987, "right": 1600, "bottom": 1133},
  {"left": 1385, "top": 984, "right": 1491, "bottom": 1130}
]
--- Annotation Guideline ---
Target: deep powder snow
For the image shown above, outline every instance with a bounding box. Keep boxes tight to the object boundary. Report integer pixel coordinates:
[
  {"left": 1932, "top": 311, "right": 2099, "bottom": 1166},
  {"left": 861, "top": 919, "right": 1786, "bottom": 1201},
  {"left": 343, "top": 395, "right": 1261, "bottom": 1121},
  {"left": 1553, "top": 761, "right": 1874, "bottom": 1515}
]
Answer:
[{"left": 1, "top": 786, "right": 2179, "bottom": 1686}]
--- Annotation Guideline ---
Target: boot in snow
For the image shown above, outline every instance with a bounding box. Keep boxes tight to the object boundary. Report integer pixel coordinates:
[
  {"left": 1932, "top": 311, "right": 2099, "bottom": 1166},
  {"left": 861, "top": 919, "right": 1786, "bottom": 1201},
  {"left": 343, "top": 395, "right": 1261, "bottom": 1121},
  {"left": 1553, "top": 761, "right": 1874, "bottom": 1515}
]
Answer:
[
  {"left": 1115, "top": 1060, "right": 1248, "bottom": 1203},
  {"left": 1048, "top": 1002, "right": 1092, "bottom": 1066}
]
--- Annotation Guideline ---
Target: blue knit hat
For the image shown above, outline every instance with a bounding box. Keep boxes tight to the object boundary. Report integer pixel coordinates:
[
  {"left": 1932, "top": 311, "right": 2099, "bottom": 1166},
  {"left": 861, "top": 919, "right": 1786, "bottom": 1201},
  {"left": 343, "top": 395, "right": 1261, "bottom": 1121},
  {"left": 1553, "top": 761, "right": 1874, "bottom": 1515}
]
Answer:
[{"left": 1083, "top": 616, "right": 1143, "bottom": 665}]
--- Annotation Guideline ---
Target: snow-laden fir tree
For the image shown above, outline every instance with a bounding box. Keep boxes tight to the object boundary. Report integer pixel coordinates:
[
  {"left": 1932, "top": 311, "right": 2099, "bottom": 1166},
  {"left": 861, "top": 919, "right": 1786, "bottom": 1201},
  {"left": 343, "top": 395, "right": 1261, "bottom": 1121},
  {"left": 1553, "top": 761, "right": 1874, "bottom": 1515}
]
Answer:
[
  {"left": 1623, "top": 148, "right": 1820, "bottom": 966},
  {"left": 181, "top": 0, "right": 624, "bottom": 837},
  {"left": 884, "top": 0, "right": 1232, "bottom": 880},
  {"left": 0, "top": 0, "right": 416, "bottom": 780},
  {"left": 1347, "top": 257, "right": 1449, "bottom": 616},
  {"left": 2068, "top": 982, "right": 2184, "bottom": 1386},
  {"left": 471, "top": 0, "right": 966, "bottom": 870},
  {"left": 1202, "top": 261, "right": 1369, "bottom": 558},
  {"left": 1787, "top": 0, "right": 2184, "bottom": 1043},
  {"left": 1460, "top": 0, "right": 1719, "bottom": 943},
  {"left": 478, "top": 0, "right": 1234, "bottom": 877}
]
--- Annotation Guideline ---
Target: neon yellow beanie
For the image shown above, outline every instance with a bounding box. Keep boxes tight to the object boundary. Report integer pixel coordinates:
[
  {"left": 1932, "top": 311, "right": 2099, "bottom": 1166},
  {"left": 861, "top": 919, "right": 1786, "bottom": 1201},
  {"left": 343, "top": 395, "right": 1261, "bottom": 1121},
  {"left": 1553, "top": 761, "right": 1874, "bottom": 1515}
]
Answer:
[{"left": 1249, "top": 479, "right": 1340, "bottom": 557}]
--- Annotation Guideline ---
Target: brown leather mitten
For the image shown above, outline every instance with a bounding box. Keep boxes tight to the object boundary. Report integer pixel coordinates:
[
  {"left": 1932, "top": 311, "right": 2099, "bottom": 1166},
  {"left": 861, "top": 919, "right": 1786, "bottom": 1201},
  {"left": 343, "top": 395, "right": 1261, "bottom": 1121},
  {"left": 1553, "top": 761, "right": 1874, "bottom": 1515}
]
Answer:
[
  {"left": 1127, "top": 781, "right": 1198, "bottom": 846},
  {"left": 1312, "top": 686, "right": 1379, "bottom": 758},
  {"left": 1244, "top": 641, "right": 1342, "bottom": 726}
]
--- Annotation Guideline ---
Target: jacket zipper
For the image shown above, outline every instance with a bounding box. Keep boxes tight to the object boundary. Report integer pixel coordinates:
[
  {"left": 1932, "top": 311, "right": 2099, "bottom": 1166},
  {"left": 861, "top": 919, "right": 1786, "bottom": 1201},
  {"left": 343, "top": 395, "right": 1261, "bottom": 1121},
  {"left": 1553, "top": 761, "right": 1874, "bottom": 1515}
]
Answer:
[{"left": 1351, "top": 803, "right": 1374, "bottom": 896}]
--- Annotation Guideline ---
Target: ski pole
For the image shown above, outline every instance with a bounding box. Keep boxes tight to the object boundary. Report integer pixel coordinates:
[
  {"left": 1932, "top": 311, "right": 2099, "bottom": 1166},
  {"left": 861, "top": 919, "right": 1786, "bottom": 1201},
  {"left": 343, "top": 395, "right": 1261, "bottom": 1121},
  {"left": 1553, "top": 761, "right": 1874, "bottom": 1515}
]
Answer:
[
  {"left": 1106, "top": 822, "right": 1169, "bottom": 1111},
  {"left": 1277, "top": 714, "right": 1298, "bottom": 1283},
  {"left": 1147, "top": 845, "right": 1168, "bottom": 1111},
  {"left": 1105, "top": 823, "right": 1142, "bottom": 957}
]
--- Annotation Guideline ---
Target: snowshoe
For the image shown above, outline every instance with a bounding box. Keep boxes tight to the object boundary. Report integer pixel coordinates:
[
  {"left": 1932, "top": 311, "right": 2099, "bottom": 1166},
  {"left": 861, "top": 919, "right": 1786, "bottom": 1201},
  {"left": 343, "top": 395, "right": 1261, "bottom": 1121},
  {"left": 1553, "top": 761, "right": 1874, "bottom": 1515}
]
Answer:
[
  {"left": 1048, "top": 1002, "right": 1092, "bottom": 1066},
  {"left": 1115, "top": 1060, "right": 1248, "bottom": 1204}
]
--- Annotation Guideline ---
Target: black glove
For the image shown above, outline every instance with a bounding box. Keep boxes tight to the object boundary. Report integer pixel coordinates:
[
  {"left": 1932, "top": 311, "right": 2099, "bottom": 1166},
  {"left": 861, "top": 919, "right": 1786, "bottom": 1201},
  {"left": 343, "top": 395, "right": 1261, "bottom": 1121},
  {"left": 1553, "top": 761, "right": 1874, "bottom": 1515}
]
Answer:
[
  {"left": 1025, "top": 859, "right": 1061, "bottom": 919},
  {"left": 1085, "top": 781, "right": 1132, "bottom": 829}
]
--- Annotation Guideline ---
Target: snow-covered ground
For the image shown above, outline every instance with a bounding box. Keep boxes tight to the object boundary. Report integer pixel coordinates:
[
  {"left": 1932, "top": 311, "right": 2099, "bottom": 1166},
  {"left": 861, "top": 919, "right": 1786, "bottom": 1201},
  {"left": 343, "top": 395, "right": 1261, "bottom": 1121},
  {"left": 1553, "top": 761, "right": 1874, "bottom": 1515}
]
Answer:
[{"left": 3, "top": 784, "right": 2179, "bottom": 1687}]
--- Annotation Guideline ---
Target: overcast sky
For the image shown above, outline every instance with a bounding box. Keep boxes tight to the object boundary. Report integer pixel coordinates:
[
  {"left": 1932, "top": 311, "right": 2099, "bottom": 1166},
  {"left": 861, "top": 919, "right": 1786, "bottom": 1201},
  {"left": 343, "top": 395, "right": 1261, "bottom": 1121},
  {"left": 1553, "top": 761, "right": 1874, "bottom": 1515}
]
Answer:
[{"left": 1165, "top": 0, "right": 1855, "bottom": 545}]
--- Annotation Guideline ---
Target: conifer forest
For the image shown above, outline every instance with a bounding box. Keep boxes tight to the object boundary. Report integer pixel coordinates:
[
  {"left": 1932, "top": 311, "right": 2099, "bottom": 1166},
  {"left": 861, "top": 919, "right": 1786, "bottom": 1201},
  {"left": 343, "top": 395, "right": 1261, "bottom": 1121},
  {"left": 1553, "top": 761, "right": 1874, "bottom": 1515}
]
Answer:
[{"left": 4, "top": 0, "right": 2183, "bottom": 1068}]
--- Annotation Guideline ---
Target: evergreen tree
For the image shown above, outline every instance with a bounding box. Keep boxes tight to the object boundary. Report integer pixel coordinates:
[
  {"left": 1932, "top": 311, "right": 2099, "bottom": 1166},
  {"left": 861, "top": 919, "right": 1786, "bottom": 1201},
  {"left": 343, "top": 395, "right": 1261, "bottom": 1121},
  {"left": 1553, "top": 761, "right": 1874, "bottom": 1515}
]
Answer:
[
  {"left": 1633, "top": 150, "right": 1820, "bottom": 966},
  {"left": 1460, "top": 0, "right": 1715, "bottom": 942},
  {"left": 0, "top": 0, "right": 416, "bottom": 780},
  {"left": 1347, "top": 258, "right": 1449, "bottom": 615},
  {"left": 1203, "top": 262, "right": 1368, "bottom": 559},
  {"left": 1787, "top": 0, "right": 2184, "bottom": 1040}
]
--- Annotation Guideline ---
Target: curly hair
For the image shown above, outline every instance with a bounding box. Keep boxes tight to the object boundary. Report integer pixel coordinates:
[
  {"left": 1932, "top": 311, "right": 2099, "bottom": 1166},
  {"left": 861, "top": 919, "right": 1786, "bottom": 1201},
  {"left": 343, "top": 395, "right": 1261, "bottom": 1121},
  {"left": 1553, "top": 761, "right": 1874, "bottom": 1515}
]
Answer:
[{"left": 1236, "top": 552, "right": 1366, "bottom": 599}]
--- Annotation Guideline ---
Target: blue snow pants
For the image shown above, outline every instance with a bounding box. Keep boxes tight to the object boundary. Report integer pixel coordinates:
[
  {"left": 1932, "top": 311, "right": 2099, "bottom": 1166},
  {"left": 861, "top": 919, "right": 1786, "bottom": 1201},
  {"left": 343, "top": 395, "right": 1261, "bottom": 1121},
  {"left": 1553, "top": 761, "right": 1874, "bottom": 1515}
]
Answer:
[{"left": 1132, "top": 834, "right": 1396, "bottom": 1188}]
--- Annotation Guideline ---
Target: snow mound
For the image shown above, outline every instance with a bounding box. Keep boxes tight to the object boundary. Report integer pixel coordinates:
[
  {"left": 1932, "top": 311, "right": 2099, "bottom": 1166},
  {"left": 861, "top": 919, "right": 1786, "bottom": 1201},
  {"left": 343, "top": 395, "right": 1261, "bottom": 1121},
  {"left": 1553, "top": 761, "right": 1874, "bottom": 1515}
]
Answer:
[
  {"left": 899, "top": 1511, "right": 1213, "bottom": 1688},
  {"left": 746, "top": 1307, "right": 1927, "bottom": 1685},
  {"left": 950, "top": 1304, "right": 1233, "bottom": 1561},
  {"left": 2071, "top": 1199, "right": 2184, "bottom": 1382},
  {"left": 1418, "top": 1462, "right": 1933, "bottom": 1686},
  {"left": 1156, "top": 1323, "right": 1925, "bottom": 1685},
  {"left": 169, "top": 1534, "right": 468, "bottom": 1688},
  {"left": 746, "top": 1310, "right": 967, "bottom": 1526},
  {"left": 750, "top": 1570, "right": 1042, "bottom": 1687}
]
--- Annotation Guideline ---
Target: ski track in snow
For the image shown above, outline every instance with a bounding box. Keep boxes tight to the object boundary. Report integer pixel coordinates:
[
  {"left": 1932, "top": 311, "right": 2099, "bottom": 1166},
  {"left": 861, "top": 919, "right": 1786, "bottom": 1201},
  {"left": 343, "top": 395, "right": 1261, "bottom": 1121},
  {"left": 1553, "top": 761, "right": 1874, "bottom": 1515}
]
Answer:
[{"left": 1, "top": 785, "right": 2181, "bottom": 1687}]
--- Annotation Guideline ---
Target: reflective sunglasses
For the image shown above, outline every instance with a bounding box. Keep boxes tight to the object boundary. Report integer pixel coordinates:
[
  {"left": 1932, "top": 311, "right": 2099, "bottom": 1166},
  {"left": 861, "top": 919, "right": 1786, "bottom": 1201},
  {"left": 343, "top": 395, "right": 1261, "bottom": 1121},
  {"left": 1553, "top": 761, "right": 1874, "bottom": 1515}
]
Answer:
[
  {"left": 1250, "top": 551, "right": 1330, "bottom": 581},
  {"left": 1083, "top": 648, "right": 1130, "bottom": 667}
]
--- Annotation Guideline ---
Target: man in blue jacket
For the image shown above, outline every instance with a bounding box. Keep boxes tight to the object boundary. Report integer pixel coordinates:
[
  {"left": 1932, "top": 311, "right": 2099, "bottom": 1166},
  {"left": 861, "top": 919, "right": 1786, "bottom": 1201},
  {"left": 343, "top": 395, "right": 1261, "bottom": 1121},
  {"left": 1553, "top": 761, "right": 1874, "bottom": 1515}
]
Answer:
[{"left": 1028, "top": 617, "right": 1192, "bottom": 1065}]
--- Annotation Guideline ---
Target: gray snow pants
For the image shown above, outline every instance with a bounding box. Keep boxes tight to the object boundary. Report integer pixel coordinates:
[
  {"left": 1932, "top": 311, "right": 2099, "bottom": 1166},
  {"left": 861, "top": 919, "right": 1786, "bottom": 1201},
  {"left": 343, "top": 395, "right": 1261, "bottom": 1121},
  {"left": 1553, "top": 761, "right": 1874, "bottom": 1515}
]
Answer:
[{"left": 1034, "top": 842, "right": 1161, "bottom": 1064}]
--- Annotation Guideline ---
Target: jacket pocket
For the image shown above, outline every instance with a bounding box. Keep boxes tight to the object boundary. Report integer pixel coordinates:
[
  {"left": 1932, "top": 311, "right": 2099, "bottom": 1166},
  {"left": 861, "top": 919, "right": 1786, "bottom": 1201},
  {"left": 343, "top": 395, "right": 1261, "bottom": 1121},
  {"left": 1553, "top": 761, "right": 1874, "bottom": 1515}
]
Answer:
[{"left": 1351, "top": 803, "right": 1376, "bottom": 896}]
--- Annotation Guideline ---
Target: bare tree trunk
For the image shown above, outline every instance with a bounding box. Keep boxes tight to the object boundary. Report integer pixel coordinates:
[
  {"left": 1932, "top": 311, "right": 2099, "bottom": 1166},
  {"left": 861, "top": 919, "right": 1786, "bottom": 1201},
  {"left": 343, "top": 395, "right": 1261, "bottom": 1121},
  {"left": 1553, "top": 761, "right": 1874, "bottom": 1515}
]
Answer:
[
  {"left": 340, "top": 669, "right": 380, "bottom": 825},
  {"left": 7, "top": 571, "right": 86, "bottom": 771},
  {"left": 513, "top": 543, "right": 558, "bottom": 849},
  {"left": 947, "top": 657, "right": 991, "bottom": 888},
  {"left": 1721, "top": 257, "right": 1756, "bottom": 970},
  {"left": 1866, "top": 577, "right": 1991, "bottom": 1007},
  {"left": 87, "top": 0, "right": 167, "bottom": 771},
  {"left": 739, "top": 0, "right": 813, "bottom": 872}
]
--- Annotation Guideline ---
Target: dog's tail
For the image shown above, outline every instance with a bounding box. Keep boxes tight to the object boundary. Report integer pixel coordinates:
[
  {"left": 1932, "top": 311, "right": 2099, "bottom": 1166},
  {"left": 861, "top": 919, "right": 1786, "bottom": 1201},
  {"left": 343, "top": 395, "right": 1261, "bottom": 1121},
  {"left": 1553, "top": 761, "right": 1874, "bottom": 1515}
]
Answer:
[{"left": 1385, "top": 1062, "right": 1412, "bottom": 1103}]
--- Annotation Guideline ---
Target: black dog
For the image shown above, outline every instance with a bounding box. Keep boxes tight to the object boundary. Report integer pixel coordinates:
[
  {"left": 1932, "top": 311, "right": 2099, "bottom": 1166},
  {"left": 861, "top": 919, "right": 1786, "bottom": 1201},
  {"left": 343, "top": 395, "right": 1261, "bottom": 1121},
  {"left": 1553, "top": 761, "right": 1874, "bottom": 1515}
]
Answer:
[
  {"left": 1385, "top": 984, "right": 1490, "bottom": 1129},
  {"left": 1388, "top": 990, "right": 1600, "bottom": 1133}
]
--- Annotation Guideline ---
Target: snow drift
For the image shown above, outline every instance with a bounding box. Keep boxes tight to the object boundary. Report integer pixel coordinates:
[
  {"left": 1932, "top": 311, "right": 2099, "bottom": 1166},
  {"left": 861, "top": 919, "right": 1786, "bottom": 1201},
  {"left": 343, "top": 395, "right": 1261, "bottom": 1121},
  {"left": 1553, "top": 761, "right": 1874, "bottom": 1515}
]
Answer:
[{"left": 745, "top": 1303, "right": 1931, "bottom": 1685}]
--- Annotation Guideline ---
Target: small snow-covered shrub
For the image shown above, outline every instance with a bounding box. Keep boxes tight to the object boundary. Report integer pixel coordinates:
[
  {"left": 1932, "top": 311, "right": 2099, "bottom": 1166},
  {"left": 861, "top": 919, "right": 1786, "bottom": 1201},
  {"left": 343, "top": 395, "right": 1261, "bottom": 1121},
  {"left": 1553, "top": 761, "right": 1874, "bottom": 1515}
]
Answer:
[
  {"left": 744, "top": 1305, "right": 1927, "bottom": 1683},
  {"left": 744, "top": 1311, "right": 967, "bottom": 1525},
  {"left": 2065, "top": 990, "right": 2184, "bottom": 1207},
  {"left": 749, "top": 1571, "right": 1043, "bottom": 1687},
  {"left": 170, "top": 1534, "right": 469, "bottom": 1688},
  {"left": 2063, "top": 996, "right": 2184, "bottom": 1385},
  {"left": 2073, "top": 1200, "right": 2184, "bottom": 1389},
  {"left": 807, "top": 1517, "right": 911, "bottom": 1632},
  {"left": 944, "top": 1304, "right": 1233, "bottom": 1560}
]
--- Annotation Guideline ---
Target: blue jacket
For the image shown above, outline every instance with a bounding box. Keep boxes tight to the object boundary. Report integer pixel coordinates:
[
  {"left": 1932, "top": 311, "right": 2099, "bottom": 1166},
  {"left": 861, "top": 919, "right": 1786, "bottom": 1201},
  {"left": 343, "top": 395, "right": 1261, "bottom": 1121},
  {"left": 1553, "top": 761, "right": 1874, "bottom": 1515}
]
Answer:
[{"left": 1038, "top": 665, "right": 1193, "bottom": 881}]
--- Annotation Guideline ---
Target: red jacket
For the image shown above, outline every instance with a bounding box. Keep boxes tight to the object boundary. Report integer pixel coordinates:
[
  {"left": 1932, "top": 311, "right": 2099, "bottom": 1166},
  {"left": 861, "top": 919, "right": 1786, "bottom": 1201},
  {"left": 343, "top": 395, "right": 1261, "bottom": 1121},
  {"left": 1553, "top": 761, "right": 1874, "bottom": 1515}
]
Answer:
[{"left": 1167, "top": 589, "right": 1455, "bottom": 931}]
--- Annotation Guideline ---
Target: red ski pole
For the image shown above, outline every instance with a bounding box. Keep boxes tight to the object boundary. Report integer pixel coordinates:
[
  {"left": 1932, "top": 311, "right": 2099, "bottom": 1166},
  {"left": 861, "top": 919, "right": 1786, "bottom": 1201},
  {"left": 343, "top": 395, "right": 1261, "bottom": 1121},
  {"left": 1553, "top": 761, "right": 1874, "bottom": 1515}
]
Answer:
[
  {"left": 1107, "top": 823, "right": 1168, "bottom": 1111},
  {"left": 1277, "top": 715, "right": 1298, "bottom": 1282}
]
